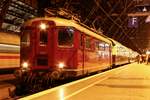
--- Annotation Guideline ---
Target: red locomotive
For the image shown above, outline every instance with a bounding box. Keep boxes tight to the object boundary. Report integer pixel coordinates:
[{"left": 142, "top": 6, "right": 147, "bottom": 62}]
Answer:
[{"left": 18, "top": 17, "right": 138, "bottom": 86}]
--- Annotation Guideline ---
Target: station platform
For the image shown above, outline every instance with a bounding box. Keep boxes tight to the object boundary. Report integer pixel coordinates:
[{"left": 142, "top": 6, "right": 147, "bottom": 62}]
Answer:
[{"left": 19, "top": 63, "right": 150, "bottom": 100}]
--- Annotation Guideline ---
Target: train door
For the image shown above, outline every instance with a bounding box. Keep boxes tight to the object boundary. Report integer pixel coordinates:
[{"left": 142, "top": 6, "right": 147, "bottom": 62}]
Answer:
[
  {"left": 78, "top": 33, "right": 85, "bottom": 75},
  {"left": 55, "top": 27, "right": 77, "bottom": 71}
]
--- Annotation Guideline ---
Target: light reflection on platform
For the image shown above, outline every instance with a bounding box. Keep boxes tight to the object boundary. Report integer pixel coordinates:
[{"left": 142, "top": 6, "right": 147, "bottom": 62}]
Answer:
[{"left": 19, "top": 63, "right": 150, "bottom": 100}]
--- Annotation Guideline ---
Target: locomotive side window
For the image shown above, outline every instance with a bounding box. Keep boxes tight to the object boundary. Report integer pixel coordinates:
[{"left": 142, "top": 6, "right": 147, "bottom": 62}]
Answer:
[
  {"left": 95, "top": 41, "right": 99, "bottom": 50},
  {"left": 58, "top": 27, "right": 74, "bottom": 47},
  {"left": 80, "top": 33, "right": 84, "bottom": 47},
  {"left": 85, "top": 36, "right": 91, "bottom": 49},
  {"left": 40, "top": 31, "right": 48, "bottom": 45},
  {"left": 21, "top": 30, "right": 30, "bottom": 46}
]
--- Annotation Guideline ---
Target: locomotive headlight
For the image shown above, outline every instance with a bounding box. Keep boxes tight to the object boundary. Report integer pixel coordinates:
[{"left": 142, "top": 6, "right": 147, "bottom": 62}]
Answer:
[
  {"left": 22, "top": 62, "right": 28, "bottom": 69},
  {"left": 39, "top": 23, "right": 47, "bottom": 30},
  {"left": 58, "top": 63, "right": 65, "bottom": 68}
]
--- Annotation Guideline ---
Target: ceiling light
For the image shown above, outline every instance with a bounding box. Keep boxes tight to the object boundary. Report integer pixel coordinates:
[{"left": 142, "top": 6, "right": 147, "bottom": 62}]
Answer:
[{"left": 143, "top": 7, "right": 147, "bottom": 12}]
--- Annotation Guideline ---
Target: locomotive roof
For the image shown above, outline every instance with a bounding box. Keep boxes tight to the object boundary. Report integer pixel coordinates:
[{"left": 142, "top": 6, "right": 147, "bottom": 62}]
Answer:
[{"left": 24, "top": 17, "right": 112, "bottom": 44}]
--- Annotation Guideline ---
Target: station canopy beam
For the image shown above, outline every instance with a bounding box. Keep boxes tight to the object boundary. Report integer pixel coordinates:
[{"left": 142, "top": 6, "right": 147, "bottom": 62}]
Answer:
[
  {"left": 128, "top": 12, "right": 150, "bottom": 16},
  {"left": 112, "top": 12, "right": 150, "bottom": 17}
]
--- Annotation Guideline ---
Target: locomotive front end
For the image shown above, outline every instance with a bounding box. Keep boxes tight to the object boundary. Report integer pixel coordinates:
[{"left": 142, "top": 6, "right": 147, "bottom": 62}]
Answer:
[{"left": 20, "top": 20, "right": 56, "bottom": 72}]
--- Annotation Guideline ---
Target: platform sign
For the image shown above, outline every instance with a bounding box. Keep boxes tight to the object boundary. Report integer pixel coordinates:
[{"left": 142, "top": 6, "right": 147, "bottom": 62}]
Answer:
[{"left": 128, "top": 17, "right": 138, "bottom": 28}]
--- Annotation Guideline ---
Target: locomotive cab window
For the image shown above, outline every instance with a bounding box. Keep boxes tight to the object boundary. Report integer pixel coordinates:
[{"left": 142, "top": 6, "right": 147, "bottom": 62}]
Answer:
[
  {"left": 21, "top": 30, "right": 30, "bottom": 47},
  {"left": 85, "top": 36, "right": 91, "bottom": 49},
  {"left": 58, "top": 27, "right": 74, "bottom": 47},
  {"left": 40, "top": 31, "right": 48, "bottom": 45}
]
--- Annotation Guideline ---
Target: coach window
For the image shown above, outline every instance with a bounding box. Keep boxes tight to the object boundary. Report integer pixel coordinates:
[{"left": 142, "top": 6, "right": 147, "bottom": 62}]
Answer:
[
  {"left": 21, "top": 30, "right": 30, "bottom": 47},
  {"left": 58, "top": 27, "right": 74, "bottom": 47},
  {"left": 104, "top": 43, "right": 110, "bottom": 56},
  {"left": 105, "top": 43, "right": 110, "bottom": 50},
  {"left": 40, "top": 31, "right": 48, "bottom": 45},
  {"left": 99, "top": 42, "right": 105, "bottom": 51}
]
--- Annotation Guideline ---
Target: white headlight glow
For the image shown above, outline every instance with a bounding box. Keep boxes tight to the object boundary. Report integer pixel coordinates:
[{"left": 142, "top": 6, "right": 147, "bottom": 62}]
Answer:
[
  {"left": 39, "top": 23, "right": 47, "bottom": 30},
  {"left": 22, "top": 62, "right": 28, "bottom": 68},
  {"left": 58, "top": 63, "right": 65, "bottom": 68}
]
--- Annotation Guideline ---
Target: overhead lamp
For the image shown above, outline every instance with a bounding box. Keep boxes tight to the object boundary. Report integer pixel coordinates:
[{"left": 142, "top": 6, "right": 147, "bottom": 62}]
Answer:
[{"left": 143, "top": 7, "right": 147, "bottom": 12}]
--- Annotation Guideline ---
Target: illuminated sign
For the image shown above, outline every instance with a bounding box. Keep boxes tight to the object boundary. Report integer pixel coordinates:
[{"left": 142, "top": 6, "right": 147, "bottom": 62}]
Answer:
[{"left": 128, "top": 17, "right": 138, "bottom": 28}]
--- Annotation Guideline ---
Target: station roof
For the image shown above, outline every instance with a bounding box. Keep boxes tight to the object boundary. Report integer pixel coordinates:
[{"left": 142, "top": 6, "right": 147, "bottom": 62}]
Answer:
[{"left": 1, "top": 0, "right": 150, "bottom": 53}]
